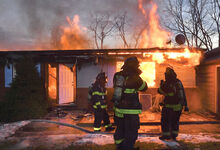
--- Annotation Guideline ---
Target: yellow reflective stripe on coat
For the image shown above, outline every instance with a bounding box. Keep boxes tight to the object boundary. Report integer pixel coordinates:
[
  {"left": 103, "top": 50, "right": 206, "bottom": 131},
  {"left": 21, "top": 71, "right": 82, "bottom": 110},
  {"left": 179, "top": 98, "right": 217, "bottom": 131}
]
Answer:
[
  {"left": 114, "top": 107, "right": 142, "bottom": 114},
  {"left": 115, "top": 138, "right": 124, "bottom": 144},
  {"left": 115, "top": 111, "right": 124, "bottom": 118},
  {"left": 124, "top": 88, "right": 137, "bottom": 93},
  {"left": 95, "top": 101, "right": 101, "bottom": 105},
  {"left": 92, "top": 91, "right": 106, "bottom": 96},
  {"left": 93, "top": 103, "right": 107, "bottom": 109},
  {"left": 93, "top": 105, "right": 107, "bottom": 109},
  {"left": 101, "top": 105, "right": 107, "bottom": 108},
  {"left": 94, "top": 127, "right": 101, "bottom": 131},
  {"left": 105, "top": 124, "right": 112, "bottom": 128},
  {"left": 159, "top": 88, "right": 174, "bottom": 97},
  {"left": 138, "top": 81, "right": 146, "bottom": 91},
  {"left": 165, "top": 104, "right": 182, "bottom": 111},
  {"left": 167, "top": 92, "right": 174, "bottom": 96}
]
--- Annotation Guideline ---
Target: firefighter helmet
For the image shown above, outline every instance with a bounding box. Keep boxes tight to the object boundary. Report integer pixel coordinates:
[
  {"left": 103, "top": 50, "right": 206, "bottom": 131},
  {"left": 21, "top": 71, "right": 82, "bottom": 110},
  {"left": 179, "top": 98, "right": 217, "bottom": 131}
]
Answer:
[
  {"left": 96, "top": 72, "right": 107, "bottom": 83},
  {"left": 121, "top": 56, "right": 139, "bottom": 70},
  {"left": 165, "top": 67, "right": 177, "bottom": 80}
]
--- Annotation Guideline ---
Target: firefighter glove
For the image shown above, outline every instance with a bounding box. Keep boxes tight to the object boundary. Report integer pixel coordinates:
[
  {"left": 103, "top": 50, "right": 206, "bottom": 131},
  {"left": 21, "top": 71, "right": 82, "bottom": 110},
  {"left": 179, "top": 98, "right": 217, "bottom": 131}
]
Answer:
[
  {"left": 159, "top": 102, "right": 164, "bottom": 106},
  {"left": 184, "top": 106, "right": 189, "bottom": 112},
  {"left": 160, "top": 80, "right": 165, "bottom": 86}
]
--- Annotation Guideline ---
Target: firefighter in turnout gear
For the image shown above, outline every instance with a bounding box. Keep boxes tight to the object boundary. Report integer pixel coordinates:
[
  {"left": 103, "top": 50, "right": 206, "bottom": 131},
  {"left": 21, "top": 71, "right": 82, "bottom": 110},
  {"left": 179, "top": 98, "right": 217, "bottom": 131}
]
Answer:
[
  {"left": 112, "top": 56, "right": 148, "bottom": 150},
  {"left": 158, "top": 67, "right": 189, "bottom": 140},
  {"left": 88, "top": 72, "right": 114, "bottom": 132}
]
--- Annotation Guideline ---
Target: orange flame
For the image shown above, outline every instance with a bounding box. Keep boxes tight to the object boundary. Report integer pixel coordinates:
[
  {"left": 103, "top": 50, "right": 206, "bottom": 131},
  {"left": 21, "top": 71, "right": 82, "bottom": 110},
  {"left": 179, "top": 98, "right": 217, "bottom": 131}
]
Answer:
[
  {"left": 143, "top": 48, "right": 202, "bottom": 66},
  {"left": 138, "top": 1, "right": 171, "bottom": 48},
  {"left": 139, "top": 62, "right": 156, "bottom": 87},
  {"left": 60, "top": 15, "right": 89, "bottom": 50},
  {"left": 48, "top": 64, "right": 57, "bottom": 100},
  {"left": 116, "top": 61, "right": 156, "bottom": 87},
  {"left": 115, "top": 48, "right": 202, "bottom": 87}
]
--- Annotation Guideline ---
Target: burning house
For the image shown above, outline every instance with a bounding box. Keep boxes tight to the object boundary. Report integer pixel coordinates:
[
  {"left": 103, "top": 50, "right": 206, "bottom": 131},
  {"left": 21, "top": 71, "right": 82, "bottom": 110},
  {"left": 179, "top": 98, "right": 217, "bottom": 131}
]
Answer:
[
  {"left": 0, "top": 47, "right": 202, "bottom": 111},
  {"left": 0, "top": 0, "right": 213, "bottom": 114}
]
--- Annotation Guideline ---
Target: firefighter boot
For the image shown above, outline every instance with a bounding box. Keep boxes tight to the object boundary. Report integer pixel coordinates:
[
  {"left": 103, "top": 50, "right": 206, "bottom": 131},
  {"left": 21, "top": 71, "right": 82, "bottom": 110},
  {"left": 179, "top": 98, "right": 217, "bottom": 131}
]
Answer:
[
  {"left": 171, "top": 134, "right": 177, "bottom": 141},
  {"left": 94, "top": 130, "right": 101, "bottom": 133},
  {"left": 159, "top": 135, "right": 171, "bottom": 140},
  {"left": 105, "top": 126, "right": 115, "bottom": 132}
]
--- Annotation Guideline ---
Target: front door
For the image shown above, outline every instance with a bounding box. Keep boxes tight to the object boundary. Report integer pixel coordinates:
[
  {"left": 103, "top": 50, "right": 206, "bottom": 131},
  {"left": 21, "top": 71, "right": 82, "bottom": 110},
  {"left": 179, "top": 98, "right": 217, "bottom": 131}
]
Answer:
[{"left": 59, "top": 64, "right": 74, "bottom": 104}]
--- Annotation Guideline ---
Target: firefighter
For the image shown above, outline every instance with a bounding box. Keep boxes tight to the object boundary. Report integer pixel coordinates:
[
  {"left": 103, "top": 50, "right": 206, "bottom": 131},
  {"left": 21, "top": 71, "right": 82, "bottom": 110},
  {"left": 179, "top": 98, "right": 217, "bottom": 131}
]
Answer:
[
  {"left": 158, "top": 67, "right": 189, "bottom": 140},
  {"left": 88, "top": 72, "right": 115, "bottom": 132},
  {"left": 112, "top": 56, "right": 148, "bottom": 150}
]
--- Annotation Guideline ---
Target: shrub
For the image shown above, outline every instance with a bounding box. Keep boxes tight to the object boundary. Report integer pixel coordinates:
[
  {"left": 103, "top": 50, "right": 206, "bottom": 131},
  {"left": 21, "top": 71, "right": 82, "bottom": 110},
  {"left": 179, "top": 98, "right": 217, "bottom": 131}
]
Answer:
[{"left": 0, "top": 57, "right": 48, "bottom": 122}]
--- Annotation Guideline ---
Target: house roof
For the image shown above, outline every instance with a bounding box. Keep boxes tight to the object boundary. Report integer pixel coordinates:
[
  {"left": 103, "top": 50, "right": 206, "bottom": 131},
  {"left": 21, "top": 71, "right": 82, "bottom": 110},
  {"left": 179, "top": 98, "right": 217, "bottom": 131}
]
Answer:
[
  {"left": 204, "top": 47, "right": 220, "bottom": 59},
  {"left": 201, "top": 47, "right": 220, "bottom": 64},
  {"left": 0, "top": 47, "right": 203, "bottom": 63}
]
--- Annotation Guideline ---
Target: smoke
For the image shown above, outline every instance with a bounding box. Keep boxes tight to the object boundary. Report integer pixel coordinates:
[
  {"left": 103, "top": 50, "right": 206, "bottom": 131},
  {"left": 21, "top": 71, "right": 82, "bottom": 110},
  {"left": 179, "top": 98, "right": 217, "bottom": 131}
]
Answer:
[
  {"left": 18, "top": 0, "right": 68, "bottom": 48},
  {"left": 0, "top": 0, "right": 167, "bottom": 50}
]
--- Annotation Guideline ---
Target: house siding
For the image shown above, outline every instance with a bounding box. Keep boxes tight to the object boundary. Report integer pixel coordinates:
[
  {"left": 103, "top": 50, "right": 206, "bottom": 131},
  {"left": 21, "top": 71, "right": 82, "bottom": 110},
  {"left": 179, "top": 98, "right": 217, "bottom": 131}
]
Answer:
[
  {"left": 197, "top": 64, "right": 216, "bottom": 113},
  {"left": 77, "top": 61, "right": 116, "bottom": 88},
  {"left": 156, "top": 65, "right": 196, "bottom": 88}
]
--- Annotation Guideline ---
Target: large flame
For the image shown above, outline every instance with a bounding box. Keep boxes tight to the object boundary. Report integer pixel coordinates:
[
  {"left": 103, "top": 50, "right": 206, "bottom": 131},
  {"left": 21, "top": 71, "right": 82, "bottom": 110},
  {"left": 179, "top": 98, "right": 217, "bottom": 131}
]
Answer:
[
  {"left": 115, "top": 48, "right": 202, "bottom": 87},
  {"left": 116, "top": 61, "right": 156, "bottom": 87},
  {"left": 139, "top": 62, "right": 156, "bottom": 87},
  {"left": 138, "top": 0, "right": 171, "bottom": 48},
  {"left": 143, "top": 48, "right": 202, "bottom": 66},
  {"left": 60, "top": 15, "right": 90, "bottom": 50}
]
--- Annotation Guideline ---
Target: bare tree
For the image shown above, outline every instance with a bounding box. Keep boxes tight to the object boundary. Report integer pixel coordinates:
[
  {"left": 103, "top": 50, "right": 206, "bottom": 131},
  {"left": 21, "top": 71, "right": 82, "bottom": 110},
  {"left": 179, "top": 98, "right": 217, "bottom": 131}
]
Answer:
[
  {"left": 114, "top": 12, "right": 149, "bottom": 48},
  {"left": 115, "top": 12, "right": 129, "bottom": 48},
  {"left": 132, "top": 25, "right": 147, "bottom": 48},
  {"left": 165, "top": 0, "right": 215, "bottom": 50},
  {"left": 209, "top": 0, "right": 220, "bottom": 47},
  {"left": 88, "top": 13, "right": 115, "bottom": 49}
]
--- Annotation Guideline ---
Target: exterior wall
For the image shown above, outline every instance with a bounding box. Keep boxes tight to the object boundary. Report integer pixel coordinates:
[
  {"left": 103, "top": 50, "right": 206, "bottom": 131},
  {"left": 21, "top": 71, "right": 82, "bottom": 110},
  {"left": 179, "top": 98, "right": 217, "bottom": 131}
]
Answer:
[
  {"left": 0, "top": 64, "right": 5, "bottom": 102},
  {"left": 77, "top": 61, "right": 115, "bottom": 88},
  {"left": 197, "top": 64, "right": 216, "bottom": 113},
  {"left": 155, "top": 64, "right": 196, "bottom": 88}
]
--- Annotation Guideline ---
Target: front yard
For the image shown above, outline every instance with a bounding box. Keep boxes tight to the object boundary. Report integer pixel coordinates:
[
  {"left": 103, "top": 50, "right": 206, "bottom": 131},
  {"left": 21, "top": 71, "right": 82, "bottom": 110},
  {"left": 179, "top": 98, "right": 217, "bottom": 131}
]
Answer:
[{"left": 1, "top": 109, "right": 220, "bottom": 150}]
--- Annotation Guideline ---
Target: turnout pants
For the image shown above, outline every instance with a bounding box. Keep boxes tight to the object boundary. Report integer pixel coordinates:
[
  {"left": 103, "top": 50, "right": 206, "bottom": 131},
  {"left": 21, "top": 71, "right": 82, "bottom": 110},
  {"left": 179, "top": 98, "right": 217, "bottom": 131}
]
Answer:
[
  {"left": 114, "top": 114, "right": 140, "bottom": 150},
  {"left": 161, "top": 107, "right": 182, "bottom": 138},
  {"left": 94, "top": 108, "right": 110, "bottom": 130}
]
